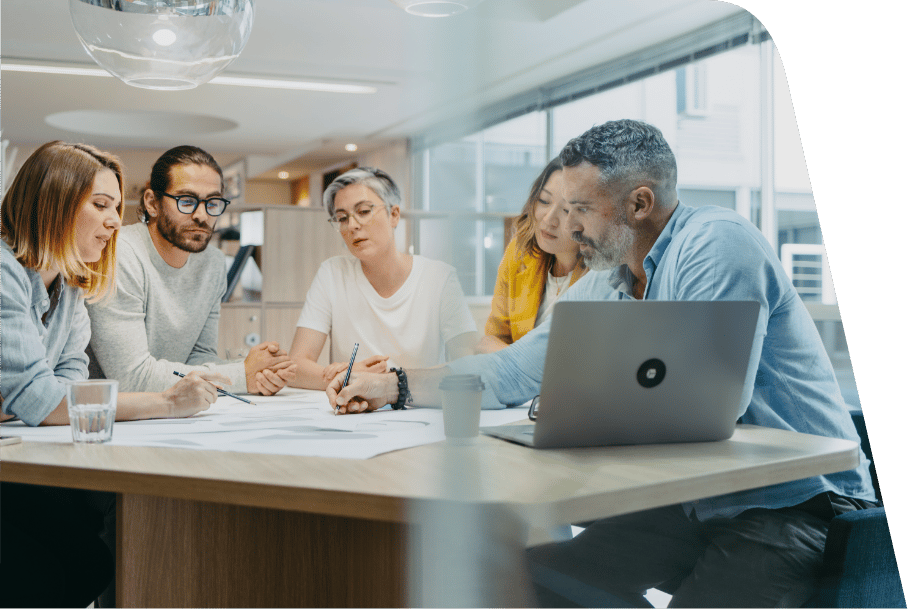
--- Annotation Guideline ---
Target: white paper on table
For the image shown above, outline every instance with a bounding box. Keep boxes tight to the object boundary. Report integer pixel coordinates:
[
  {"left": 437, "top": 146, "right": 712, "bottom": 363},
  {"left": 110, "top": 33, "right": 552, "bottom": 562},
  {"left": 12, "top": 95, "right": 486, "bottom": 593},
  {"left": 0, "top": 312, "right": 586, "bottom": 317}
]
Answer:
[{"left": 0, "top": 388, "right": 530, "bottom": 460}]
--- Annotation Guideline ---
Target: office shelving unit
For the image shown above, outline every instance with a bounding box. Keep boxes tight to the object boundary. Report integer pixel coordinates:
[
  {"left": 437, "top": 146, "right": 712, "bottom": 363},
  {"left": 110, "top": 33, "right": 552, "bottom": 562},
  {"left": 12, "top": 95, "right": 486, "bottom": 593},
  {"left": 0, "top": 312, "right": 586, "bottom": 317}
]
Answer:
[{"left": 217, "top": 204, "right": 347, "bottom": 363}]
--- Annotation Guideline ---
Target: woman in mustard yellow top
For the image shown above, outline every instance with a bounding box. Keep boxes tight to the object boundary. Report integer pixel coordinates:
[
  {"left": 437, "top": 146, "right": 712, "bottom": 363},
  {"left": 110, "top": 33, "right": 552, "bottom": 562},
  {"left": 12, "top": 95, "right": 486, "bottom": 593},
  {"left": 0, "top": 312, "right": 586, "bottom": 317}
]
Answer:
[{"left": 477, "top": 158, "right": 587, "bottom": 353}]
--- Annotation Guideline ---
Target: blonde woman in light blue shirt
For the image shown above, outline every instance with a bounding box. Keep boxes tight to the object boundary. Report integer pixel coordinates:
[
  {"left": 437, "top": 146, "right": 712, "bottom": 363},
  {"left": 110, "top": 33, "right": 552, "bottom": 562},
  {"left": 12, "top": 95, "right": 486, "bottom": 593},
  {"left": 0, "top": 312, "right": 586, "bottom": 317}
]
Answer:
[
  {"left": 0, "top": 141, "right": 229, "bottom": 427},
  {"left": 0, "top": 141, "right": 234, "bottom": 608}
]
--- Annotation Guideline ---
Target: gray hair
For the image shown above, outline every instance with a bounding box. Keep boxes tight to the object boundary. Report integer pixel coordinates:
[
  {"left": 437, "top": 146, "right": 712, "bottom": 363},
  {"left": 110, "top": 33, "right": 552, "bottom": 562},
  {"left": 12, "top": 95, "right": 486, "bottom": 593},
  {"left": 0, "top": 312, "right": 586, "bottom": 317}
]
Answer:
[
  {"left": 560, "top": 119, "right": 677, "bottom": 195},
  {"left": 323, "top": 167, "right": 402, "bottom": 218}
]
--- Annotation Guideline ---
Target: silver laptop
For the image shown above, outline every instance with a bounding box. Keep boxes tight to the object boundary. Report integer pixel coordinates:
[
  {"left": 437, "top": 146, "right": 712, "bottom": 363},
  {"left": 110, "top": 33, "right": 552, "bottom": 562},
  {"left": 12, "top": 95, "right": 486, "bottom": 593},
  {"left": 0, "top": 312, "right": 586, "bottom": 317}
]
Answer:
[{"left": 481, "top": 300, "right": 760, "bottom": 449}]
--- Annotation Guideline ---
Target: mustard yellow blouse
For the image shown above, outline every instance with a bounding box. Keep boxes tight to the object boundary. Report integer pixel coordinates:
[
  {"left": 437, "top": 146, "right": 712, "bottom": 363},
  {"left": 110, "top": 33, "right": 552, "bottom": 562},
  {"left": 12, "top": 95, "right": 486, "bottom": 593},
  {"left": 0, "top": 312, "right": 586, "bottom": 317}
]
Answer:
[{"left": 484, "top": 238, "right": 586, "bottom": 345}]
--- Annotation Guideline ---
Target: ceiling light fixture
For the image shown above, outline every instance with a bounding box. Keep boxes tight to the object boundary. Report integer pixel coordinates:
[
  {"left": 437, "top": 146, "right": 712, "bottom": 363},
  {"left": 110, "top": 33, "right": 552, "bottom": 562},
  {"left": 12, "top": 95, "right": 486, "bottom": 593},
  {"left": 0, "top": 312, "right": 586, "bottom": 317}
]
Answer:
[
  {"left": 69, "top": 0, "right": 256, "bottom": 90},
  {"left": 278, "top": 171, "right": 290, "bottom": 179},
  {"left": 1, "top": 63, "right": 112, "bottom": 78},
  {"left": 211, "top": 76, "right": 376, "bottom": 94},
  {"left": 345, "top": 143, "right": 359, "bottom": 152},
  {"left": 1, "top": 62, "right": 378, "bottom": 94},
  {"left": 388, "top": 0, "right": 485, "bottom": 17}
]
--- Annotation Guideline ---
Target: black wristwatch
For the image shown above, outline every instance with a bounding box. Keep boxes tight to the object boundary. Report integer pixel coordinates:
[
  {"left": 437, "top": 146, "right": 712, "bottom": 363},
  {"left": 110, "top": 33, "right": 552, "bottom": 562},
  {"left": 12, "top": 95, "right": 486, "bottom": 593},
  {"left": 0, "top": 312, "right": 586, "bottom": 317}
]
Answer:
[{"left": 390, "top": 367, "right": 412, "bottom": 410}]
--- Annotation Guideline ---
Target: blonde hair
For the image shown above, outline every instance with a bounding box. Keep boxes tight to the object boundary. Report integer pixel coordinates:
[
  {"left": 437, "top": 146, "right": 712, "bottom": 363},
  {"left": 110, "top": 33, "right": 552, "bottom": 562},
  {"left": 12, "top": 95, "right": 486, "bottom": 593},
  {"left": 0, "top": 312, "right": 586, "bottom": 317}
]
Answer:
[{"left": 1, "top": 141, "right": 124, "bottom": 301}]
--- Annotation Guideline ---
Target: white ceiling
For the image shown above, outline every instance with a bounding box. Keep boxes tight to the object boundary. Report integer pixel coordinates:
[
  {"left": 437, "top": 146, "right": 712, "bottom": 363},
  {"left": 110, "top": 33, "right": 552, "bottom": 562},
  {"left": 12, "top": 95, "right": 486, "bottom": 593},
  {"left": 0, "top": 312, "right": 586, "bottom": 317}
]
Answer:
[{"left": 1, "top": 0, "right": 745, "bottom": 179}]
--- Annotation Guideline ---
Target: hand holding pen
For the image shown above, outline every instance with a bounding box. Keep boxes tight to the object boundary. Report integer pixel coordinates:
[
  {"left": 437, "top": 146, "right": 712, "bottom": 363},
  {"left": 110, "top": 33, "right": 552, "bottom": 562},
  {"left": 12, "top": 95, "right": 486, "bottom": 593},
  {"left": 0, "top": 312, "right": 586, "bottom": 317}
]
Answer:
[
  {"left": 335, "top": 343, "right": 359, "bottom": 414},
  {"left": 173, "top": 370, "right": 256, "bottom": 405},
  {"left": 162, "top": 370, "right": 234, "bottom": 418}
]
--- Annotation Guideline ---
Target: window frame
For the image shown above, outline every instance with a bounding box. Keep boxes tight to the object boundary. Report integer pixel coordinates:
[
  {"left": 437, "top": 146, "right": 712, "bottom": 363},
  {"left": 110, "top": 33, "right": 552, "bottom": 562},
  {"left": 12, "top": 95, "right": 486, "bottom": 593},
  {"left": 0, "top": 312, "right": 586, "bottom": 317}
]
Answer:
[{"left": 406, "top": 18, "right": 831, "bottom": 318}]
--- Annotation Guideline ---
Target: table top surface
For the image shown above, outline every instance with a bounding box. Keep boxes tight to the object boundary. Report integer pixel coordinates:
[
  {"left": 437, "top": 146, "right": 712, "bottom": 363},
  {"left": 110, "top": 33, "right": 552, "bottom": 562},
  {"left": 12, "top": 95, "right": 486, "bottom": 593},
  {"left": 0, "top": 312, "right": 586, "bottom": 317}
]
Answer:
[{"left": 0, "top": 425, "right": 858, "bottom": 526}]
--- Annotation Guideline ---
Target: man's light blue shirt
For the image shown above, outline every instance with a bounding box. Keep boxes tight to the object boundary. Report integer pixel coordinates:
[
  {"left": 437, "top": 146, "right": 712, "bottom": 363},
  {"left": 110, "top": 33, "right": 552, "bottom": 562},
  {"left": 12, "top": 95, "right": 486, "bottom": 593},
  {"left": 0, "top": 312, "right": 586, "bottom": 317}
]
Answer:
[
  {"left": 0, "top": 241, "right": 91, "bottom": 426},
  {"left": 451, "top": 203, "right": 876, "bottom": 518}
]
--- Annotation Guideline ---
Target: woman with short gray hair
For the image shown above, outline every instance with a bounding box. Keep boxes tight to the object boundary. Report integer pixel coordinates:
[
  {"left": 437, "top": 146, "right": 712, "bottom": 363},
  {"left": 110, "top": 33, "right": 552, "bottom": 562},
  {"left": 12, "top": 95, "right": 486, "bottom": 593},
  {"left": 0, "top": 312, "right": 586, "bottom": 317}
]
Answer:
[{"left": 284, "top": 167, "right": 476, "bottom": 396}]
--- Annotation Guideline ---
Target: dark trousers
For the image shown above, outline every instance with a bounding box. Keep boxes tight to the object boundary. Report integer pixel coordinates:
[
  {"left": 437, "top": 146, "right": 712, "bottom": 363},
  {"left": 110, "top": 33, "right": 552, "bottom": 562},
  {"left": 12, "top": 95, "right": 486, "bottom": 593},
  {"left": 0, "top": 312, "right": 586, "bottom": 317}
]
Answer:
[
  {"left": 0, "top": 482, "right": 114, "bottom": 608},
  {"left": 528, "top": 492, "right": 874, "bottom": 608}
]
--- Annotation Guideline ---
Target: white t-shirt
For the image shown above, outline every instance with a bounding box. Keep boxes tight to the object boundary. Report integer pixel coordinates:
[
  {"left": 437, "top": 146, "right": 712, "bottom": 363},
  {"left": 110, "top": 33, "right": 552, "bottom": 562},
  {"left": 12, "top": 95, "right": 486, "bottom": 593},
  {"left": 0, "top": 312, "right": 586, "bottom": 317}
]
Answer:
[
  {"left": 296, "top": 255, "right": 476, "bottom": 368},
  {"left": 535, "top": 271, "right": 572, "bottom": 327}
]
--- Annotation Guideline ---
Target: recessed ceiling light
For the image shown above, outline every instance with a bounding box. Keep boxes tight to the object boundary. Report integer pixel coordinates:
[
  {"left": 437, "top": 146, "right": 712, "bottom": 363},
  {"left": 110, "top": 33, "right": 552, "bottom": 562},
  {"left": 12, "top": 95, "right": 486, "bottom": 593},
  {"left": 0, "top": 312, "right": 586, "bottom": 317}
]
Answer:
[
  {"left": 278, "top": 171, "right": 290, "bottom": 179},
  {"left": 388, "top": 0, "right": 485, "bottom": 17},
  {"left": 45, "top": 110, "right": 237, "bottom": 137},
  {"left": 345, "top": 143, "right": 358, "bottom": 152},
  {"left": 1, "top": 61, "right": 379, "bottom": 94}
]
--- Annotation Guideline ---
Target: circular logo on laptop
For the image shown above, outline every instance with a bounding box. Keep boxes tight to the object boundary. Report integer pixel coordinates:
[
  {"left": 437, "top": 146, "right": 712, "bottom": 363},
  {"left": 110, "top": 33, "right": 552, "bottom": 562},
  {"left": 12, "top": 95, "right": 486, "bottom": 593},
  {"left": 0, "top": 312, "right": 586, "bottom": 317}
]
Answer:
[{"left": 637, "top": 358, "right": 666, "bottom": 388}]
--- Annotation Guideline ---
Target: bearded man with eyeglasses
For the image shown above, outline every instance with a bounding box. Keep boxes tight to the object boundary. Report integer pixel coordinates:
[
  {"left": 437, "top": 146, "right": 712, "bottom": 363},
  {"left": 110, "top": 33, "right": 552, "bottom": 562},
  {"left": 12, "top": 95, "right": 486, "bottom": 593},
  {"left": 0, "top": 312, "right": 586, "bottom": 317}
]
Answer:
[{"left": 86, "top": 145, "right": 296, "bottom": 399}]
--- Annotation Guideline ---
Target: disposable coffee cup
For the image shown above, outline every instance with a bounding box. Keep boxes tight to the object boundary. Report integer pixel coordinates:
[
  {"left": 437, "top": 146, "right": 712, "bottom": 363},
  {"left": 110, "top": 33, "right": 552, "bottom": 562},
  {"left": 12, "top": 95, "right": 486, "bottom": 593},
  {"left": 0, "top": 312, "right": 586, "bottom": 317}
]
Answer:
[
  {"left": 66, "top": 380, "right": 118, "bottom": 443},
  {"left": 438, "top": 374, "right": 485, "bottom": 445}
]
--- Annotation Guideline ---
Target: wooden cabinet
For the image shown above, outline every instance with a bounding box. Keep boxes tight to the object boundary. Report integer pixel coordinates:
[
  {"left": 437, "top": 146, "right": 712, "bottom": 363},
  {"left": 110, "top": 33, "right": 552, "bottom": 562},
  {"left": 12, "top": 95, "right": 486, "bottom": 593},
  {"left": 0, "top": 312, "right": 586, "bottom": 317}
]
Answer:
[
  {"left": 217, "top": 205, "right": 346, "bottom": 361},
  {"left": 217, "top": 306, "right": 261, "bottom": 359}
]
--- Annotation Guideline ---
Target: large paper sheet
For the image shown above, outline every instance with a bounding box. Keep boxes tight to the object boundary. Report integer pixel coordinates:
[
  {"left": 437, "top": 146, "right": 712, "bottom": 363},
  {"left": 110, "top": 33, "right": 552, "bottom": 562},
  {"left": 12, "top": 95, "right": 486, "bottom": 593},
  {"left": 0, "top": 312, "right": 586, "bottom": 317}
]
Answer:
[{"left": 1, "top": 388, "right": 530, "bottom": 460}]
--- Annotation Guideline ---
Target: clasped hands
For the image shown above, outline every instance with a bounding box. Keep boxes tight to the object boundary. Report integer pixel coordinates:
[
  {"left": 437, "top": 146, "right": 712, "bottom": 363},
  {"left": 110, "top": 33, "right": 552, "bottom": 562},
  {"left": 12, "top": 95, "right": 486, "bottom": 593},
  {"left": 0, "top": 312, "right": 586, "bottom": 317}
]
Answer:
[
  {"left": 245, "top": 341, "right": 298, "bottom": 395},
  {"left": 248, "top": 345, "right": 393, "bottom": 407}
]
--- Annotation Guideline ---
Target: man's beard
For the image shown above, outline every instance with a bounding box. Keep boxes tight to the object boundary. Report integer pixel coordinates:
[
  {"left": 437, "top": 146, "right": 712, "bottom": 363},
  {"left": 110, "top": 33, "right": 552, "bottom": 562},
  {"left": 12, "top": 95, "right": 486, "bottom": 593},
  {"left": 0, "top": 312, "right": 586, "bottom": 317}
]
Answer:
[
  {"left": 573, "top": 222, "right": 634, "bottom": 272},
  {"left": 155, "top": 211, "right": 213, "bottom": 253}
]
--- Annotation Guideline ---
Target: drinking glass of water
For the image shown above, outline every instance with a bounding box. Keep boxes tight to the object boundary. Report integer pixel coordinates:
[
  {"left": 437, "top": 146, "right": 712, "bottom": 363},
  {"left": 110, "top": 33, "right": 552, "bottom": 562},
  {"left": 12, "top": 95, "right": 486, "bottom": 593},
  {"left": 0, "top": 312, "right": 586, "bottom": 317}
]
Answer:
[{"left": 66, "top": 380, "right": 118, "bottom": 443}]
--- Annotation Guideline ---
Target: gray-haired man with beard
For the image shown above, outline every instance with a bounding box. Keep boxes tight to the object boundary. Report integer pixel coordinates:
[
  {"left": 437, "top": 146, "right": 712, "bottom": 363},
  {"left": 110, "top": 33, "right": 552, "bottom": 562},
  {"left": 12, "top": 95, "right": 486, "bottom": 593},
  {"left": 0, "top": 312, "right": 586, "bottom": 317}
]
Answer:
[
  {"left": 326, "top": 120, "right": 877, "bottom": 606},
  {"left": 87, "top": 145, "right": 295, "bottom": 397}
]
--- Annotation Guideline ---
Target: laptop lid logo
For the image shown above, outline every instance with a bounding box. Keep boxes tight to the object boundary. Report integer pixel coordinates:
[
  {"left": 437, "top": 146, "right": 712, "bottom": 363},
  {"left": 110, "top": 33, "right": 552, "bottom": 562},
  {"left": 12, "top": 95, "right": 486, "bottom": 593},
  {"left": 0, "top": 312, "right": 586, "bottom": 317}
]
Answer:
[{"left": 637, "top": 359, "right": 666, "bottom": 388}]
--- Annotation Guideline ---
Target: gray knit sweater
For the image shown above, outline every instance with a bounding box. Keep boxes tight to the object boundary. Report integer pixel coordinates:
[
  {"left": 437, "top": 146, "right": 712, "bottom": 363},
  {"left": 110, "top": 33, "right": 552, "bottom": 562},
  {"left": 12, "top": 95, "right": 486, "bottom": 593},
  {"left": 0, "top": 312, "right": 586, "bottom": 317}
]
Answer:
[{"left": 86, "top": 223, "right": 246, "bottom": 393}]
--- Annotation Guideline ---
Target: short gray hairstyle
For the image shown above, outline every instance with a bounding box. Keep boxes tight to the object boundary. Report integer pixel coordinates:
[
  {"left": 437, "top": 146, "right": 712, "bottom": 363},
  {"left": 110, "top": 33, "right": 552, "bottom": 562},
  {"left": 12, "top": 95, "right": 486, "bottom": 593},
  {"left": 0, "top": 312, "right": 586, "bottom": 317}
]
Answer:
[
  {"left": 560, "top": 119, "right": 677, "bottom": 193},
  {"left": 323, "top": 167, "right": 402, "bottom": 218}
]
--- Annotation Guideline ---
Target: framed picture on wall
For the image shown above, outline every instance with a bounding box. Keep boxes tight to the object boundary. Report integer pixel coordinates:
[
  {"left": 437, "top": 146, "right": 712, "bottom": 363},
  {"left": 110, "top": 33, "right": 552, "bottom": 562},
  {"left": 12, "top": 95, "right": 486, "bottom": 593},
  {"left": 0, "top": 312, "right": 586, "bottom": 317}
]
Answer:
[{"left": 223, "top": 160, "right": 246, "bottom": 205}]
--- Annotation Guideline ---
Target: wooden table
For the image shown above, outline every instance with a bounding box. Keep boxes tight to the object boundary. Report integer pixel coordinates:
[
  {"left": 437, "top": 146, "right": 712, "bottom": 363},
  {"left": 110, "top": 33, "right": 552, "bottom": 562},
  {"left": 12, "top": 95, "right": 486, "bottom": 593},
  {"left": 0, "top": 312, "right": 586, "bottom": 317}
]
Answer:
[{"left": 0, "top": 425, "right": 859, "bottom": 607}]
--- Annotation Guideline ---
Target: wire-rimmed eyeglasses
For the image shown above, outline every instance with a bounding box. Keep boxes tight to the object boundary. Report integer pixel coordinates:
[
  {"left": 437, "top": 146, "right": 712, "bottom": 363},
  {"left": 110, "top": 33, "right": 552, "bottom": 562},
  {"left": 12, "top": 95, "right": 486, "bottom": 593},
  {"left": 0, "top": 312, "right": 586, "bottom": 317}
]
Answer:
[
  {"left": 529, "top": 395, "right": 540, "bottom": 421},
  {"left": 327, "top": 202, "right": 389, "bottom": 233},
  {"left": 161, "top": 193, "right": 231, "bottom": 217}
]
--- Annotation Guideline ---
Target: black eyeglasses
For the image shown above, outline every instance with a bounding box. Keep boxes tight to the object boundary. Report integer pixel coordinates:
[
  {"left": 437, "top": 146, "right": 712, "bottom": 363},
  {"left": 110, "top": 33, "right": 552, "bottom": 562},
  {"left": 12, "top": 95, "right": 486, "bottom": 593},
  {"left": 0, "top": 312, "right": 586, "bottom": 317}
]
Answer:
[{"left": 161, "top": 193, "right": 231, "bottom": 217}]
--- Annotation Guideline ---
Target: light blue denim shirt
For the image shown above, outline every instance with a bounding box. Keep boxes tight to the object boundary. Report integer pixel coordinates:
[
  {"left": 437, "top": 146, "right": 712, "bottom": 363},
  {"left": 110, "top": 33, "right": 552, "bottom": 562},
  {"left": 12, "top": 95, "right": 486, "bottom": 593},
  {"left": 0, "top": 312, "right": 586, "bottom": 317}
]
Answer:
[
  {"left": 1, "top": 241, "right": 91, "bottom": 426},
  {"left": 451, "top": 204, "right": 876, "bottom": 518}
]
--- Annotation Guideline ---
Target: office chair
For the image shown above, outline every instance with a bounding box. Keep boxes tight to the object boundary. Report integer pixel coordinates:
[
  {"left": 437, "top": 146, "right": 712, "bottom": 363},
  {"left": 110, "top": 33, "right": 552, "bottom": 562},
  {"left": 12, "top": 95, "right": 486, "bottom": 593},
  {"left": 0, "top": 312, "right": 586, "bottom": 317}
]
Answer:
[{"left": 804, "top": 410, "right": 906, "bottom": 608}]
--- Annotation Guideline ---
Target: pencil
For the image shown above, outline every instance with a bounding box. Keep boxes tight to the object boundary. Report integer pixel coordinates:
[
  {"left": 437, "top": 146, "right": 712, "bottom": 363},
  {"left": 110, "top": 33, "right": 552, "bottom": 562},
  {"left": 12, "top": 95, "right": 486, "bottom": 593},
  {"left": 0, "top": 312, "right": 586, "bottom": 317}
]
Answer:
[
  {"left": 336, "top": 342, "right": 359, "bottom": 414},
  {"left": 172, "top": 371, "right": 256, "bottom": 405}
]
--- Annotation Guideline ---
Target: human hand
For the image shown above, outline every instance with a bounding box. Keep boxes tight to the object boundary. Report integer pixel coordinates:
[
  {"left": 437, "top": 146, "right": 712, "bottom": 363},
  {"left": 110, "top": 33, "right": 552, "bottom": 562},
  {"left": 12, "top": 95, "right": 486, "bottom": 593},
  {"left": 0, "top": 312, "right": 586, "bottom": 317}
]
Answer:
[
  {"left": 320, "top": 354, "right": 389, "bottom": 384},
  {"left": 244, "top": 342, "right": 290, "bottom": 391},
  {"left": 326, "top": 371, "right": 397, "bottom": 415},
  {"left": 359, "top": 354, "right": 390, "bottom": 374},
  {"left": 321, "top": 361, "right": 349, "bottom": 385},
  {"left": 162, "top": 371, "right": 232, "bottom": 418},
  {"left": 253, "top": 360, "right": 298, "bottom": 396}
]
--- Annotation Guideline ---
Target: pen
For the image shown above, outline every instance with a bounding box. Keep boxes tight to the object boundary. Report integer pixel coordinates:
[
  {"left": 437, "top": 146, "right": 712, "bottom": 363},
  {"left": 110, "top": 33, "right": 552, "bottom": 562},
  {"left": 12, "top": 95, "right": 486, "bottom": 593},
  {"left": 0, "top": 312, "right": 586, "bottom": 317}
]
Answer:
[
  {"left": 336, "top": 342, "right": 359, "bottom": 414},
  {"left": 172, "top": 371, "right": 256, "bottom": 405}
]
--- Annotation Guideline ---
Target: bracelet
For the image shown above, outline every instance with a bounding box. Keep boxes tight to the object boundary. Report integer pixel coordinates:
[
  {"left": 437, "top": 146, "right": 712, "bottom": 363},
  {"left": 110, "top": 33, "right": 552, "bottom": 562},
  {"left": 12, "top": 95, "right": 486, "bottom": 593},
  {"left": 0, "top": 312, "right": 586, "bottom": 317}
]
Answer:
[{"left": 390, "top": 367, "right": 412, "bottom": 410}]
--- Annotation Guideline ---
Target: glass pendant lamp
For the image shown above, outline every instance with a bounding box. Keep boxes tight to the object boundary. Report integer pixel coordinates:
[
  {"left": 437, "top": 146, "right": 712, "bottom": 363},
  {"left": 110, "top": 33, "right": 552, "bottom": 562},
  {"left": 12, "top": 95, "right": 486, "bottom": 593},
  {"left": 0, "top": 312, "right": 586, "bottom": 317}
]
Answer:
[{"left": 70, "top": 0, "right": 255, "bottom": 90}]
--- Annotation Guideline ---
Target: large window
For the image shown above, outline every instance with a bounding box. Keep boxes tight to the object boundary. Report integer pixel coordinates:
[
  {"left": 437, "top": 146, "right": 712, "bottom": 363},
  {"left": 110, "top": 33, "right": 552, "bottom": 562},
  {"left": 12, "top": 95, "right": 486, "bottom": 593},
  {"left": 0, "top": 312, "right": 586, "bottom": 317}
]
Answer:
[
  {"left": 419, "top": 112, "right": 546, "bottom": 296},
  {"left": 409, "top": 32, "right": 859, "bottom": 406}
]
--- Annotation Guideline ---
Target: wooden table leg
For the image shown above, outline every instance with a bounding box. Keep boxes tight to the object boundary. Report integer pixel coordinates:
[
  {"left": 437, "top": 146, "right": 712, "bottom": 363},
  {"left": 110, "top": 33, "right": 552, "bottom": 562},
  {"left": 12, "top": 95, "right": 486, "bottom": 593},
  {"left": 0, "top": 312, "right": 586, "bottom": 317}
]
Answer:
[{"left": 116, "top": 494, "right": 406, "bottom": 607}]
